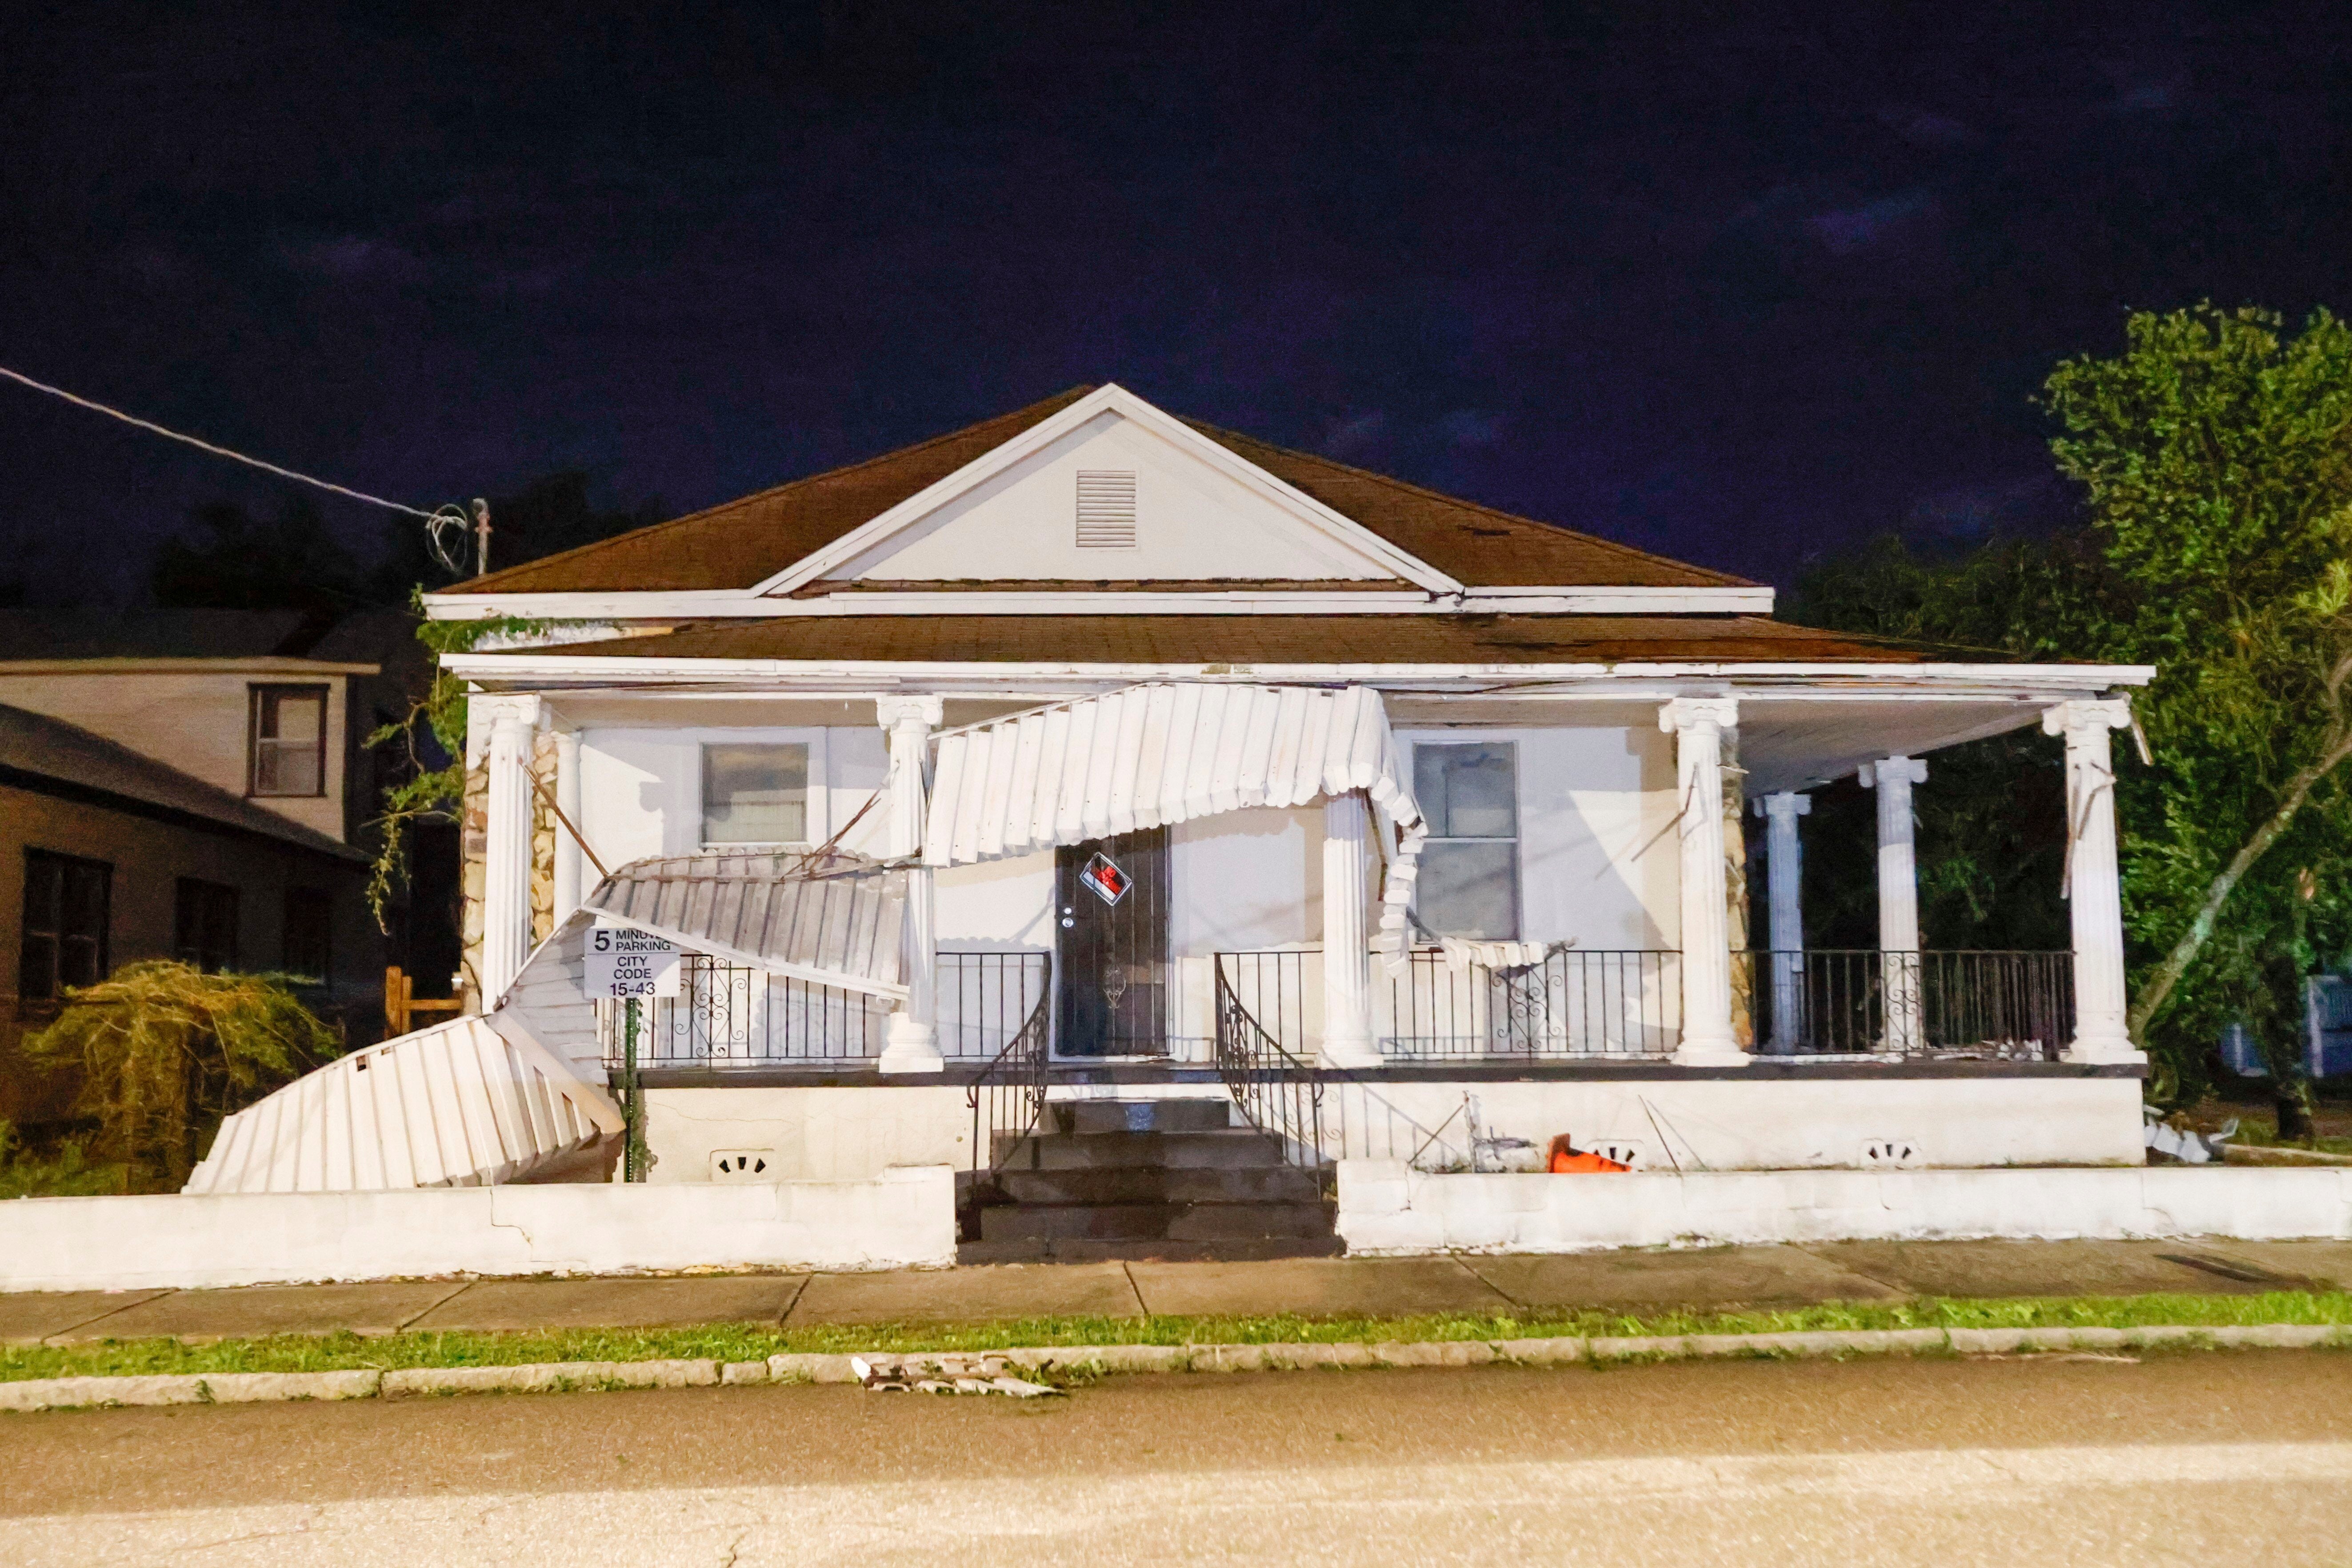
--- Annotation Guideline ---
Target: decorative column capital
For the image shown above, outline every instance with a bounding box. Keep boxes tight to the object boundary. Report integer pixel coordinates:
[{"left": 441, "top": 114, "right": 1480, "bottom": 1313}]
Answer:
[
  {"left": 1858, "top": 755, "right": 1929, "bottom": 789},
  {"left": 876, "top": 695, "right": 945, "bottom": 731},
  {"left": 1659, "top": 696, "right": 1739, "bottom": 735},
  {"left": 1755, "top": 791, "right": 1812, "bottom": 820},
  {"left": 2041, "top": 696, "right": 2133, "bottom": 740},
  {"left": 477, "top": 693, "right": 544, "bottom": 731}
]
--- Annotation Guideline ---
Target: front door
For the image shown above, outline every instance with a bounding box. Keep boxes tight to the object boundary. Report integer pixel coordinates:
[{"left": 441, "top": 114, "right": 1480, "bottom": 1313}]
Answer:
[{"left": 1054, "top": 827, "right": 1170, "bottom": 1057}]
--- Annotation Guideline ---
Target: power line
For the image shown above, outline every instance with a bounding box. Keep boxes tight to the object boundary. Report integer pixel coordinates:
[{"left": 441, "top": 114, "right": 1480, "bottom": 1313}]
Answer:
[{"left": 0, "top": 362, "right": 439, "bottom": 521}]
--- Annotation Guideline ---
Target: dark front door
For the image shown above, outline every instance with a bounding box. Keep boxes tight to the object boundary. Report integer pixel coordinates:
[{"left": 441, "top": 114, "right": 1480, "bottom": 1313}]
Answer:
[{"left": 1054, "top": 827, "right": 1170, "bottom": 1057}]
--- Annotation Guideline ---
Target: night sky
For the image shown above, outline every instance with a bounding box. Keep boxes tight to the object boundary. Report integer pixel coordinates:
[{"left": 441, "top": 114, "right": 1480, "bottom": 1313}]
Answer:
[{"left": 4, "top": 1, "right": 2348, "bottom": 603}]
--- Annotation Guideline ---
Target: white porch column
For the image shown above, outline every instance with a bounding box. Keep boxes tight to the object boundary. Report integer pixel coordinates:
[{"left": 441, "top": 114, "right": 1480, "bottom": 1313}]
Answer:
[
  {"left": 1860, "top": 756, "right": 1929, "bottom": 1052},
  {"left": 1758, "top": 791, "right": 1810, "bottom": 1052},
  {"left": 551, "top": 727, "right": 584, "bottom": 922},
  {"left": 1660, "top": 697, "right": 1745, "bottom": 1066},
  {"left": 2044, "top": 699, "right": 2144, "bottom": 1064},
  {"left": 877, "top": 695, "right": 945, "bottom": 1074},
  {"left": 1320, "top": 792, "right": 1382, "bottom": 1068},
  {"left": 479, "top": 694, "right": 541, "bottom": 1005}
]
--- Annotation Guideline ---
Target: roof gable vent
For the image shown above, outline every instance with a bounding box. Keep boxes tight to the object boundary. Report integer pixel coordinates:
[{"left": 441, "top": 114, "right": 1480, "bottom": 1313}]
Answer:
[{"left": 1075, "top": 469, "right": 1138, "bottom": 549}]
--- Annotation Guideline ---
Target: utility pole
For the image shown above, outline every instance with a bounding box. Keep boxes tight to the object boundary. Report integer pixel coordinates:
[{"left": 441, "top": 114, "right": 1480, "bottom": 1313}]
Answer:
[{"left": 471, "top": 497, "right": 492, "bottom": 576}]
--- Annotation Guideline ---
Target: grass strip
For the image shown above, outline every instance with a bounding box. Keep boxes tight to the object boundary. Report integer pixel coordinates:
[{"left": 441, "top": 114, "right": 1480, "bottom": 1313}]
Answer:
[{"left": 7, "top": 1290, "right": 2350, "bottom": 1383}]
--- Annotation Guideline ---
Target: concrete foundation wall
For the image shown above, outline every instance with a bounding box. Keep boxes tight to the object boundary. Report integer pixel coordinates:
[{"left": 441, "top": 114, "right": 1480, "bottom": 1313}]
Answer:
[
  {"left": 0, "top": 1168, "right": 956, "bottom": 1291},
  {"left": 642, "top": 1086, "right": 975, "bottom": 1183},
  {"left": 1322, "top": 1074, "right": 2146, "bottom": 1172},
  {"left": 1336, "top": 1160, "right": 2352, "bottom": 1253}
]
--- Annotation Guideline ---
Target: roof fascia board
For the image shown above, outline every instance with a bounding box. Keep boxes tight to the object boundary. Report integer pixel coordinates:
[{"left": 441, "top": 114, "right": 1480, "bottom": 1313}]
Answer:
[
  {"left": 423, "top": 586, "right": 1774, "bottom": 621},
  {"left": 745, "top": 384, "right": 1467, "bottom": 599},
  {"left": 0, "top": 658, "right": 381, "bottom": 676},
  {"left": 442, "top": 650, "right": 2156, "bottom": 692}
]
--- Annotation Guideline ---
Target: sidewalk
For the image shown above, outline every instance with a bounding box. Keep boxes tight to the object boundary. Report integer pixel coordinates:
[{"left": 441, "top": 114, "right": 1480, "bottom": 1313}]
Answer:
[{"left": 5, "top": 1238, "right": 2349, "bottom": 1348}]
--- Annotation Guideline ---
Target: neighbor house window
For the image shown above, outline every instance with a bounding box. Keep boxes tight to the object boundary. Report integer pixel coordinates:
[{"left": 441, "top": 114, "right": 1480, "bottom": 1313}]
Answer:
[
  {"left": 175, "top": 878, "right": 239, "bottom": 972},
  {"left": 21, "top": 850, "right": 110, "bottom": 1004},
  {"left": 701, "top": 744, "right": 808, "bottom": 845},
  {"left": 249, "top": 685, "right": 328, "bottom": 797},
  {"left": 282, "top": 888, "right": 332, "bottom": 980},
  {"left": 1413, "top": 742, "right": 1520, "bottom": 939}
]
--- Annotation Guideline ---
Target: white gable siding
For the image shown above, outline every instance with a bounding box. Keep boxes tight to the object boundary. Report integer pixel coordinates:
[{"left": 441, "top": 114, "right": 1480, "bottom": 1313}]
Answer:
[{"left": 829, "top": 411, "right": 1403, "bottom": 584}]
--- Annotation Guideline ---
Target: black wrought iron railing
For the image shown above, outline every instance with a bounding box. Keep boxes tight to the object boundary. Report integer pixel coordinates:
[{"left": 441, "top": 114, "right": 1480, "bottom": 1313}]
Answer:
[
  {"left": 599, "top": 952, "right": 1049, "bottom": 1068},
  {"left": 1213, "top": 956, "right": 1327, "bottom": 1170},
  {"left": 1740, "top": 949, "right": 2073, "bottom": 1057},
  {"left": 966, "top": 956, "right": 1053, "bottom": 1173},
  {"left": 1384, "top": 948, "right": 1682, "bottom": 1060}
]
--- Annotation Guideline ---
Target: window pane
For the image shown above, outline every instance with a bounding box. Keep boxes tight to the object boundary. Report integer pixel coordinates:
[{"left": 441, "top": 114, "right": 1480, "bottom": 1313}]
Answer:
[
  {"left": 702, "top": 744, "right": 808, "bottom": 844},
  {"left": 1416, "top": 744, "right": 1517, "bottom": 838},
  {"left": 263, "top": 690, "right": 323, "bottom": 744},
  {"left": 21, "top": 855, "right": 58, "bottom": 933},
  {"left": 1416, "top": 842, "right": 1520, "bottom": 939}
]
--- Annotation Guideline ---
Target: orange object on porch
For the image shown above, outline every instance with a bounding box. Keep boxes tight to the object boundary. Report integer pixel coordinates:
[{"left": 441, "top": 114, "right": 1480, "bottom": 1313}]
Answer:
[{"left": 1548, "top": 1134, "right": 1629, "bottom": 1174}]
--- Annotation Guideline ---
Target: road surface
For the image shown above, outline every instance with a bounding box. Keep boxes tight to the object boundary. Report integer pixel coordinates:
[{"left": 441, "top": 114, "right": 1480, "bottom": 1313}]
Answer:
[{"left": 4, "top": 1351, "right": 2349, "bottom": 1565}]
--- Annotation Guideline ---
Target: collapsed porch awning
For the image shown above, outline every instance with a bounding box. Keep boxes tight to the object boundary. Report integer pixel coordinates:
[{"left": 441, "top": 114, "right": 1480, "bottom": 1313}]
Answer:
[
  {"left": 925, "top": 683, "right": 1427, "bottom": 954},
  {"left": 184, "top": 851, "right": 908, "bottom": 1194}
]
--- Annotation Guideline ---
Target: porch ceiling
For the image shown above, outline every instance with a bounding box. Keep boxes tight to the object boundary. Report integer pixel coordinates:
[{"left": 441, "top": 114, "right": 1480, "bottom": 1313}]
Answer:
[{"left": 1738, "top": 697, "right": 2048, "bottom": 794}]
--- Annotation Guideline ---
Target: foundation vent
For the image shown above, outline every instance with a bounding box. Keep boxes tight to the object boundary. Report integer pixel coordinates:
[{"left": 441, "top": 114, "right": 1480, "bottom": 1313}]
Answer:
[{"left": 1076, "top": 469, "right": 1138, "bottom": 548}]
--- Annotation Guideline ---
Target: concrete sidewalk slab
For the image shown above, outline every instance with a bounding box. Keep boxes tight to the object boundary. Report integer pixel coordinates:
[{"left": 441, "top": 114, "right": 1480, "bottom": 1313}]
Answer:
[
  {"left": 53, "top": 1282, "right": 468, "bottom": 1344},
  {"left": 2193, "top": 1240, "right": 2352, "bottom": 1290},
  {"left": 1128, "top": 1256, "right": 1511, "bottom": 1319},
  {"left": 1800, "top": 1239, "right": 2284, "bottom": 1298},
  {"left": 0, "top": 1290, "right": 169, "bottom": 1345},
  {"left": 787, "top": 1263, "right": 1142, "bottom": 1326},
  {"left": 1460, "top": 1245, "right": 1904, "bottom": 1312},
  {"left": 407, "top": 1275, "right": 806, "bottom": 1333}
]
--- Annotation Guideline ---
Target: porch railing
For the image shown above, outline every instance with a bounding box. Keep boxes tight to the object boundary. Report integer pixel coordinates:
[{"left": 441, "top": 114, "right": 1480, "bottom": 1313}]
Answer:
[
  {"left": 599, "top": 951, "right": 1049, "bottom": 1068},
  {"left": 1740, "top": 949, "right": 2073, "bottom": 1058},
  {"left": 1383, "top": 948, "right": 1683, "bottom": 1060}
]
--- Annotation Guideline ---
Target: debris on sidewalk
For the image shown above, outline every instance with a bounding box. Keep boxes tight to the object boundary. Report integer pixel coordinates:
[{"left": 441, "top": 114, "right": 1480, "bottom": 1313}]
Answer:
[{"left": 850, "top": 1353, "right": 1063, "bottom": 1397}]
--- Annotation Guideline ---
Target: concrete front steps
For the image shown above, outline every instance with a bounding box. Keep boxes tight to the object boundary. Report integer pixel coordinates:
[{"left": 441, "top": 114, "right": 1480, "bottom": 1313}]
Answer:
[{"left": 958, "top": 1097, "right": 1341, "bottom": 1264}]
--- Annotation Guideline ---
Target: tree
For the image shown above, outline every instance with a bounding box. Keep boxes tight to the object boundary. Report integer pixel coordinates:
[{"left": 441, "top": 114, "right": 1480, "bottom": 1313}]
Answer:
[
  {"left": 2045, "top": 305, "right": 2352, "bottom": 1129},
  {"left": 150, "top": 495, "right": 369, "bottom": 613}
]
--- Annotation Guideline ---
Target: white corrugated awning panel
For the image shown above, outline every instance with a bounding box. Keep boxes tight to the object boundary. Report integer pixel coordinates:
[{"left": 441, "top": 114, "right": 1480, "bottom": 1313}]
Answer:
[
  {"left": 576, "top": 850, "right": 908, "bottom": 999},
  {"left": 926, "top": 684, "right": 1426, "bottom": 956},
  {"left": 182, "top": 1013, "right": 624, "bottom": 1194}
]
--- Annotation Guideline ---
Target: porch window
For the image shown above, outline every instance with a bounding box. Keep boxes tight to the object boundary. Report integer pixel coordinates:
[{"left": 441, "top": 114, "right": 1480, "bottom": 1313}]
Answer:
[
  {"left": 20, "top": 849, "right": 110, "bottom": 1005},
  {"left": 701, "top": 744, "right": 809, "bottom": 846},
  {"left": 248, "top": 685, "right": 328, "bottom": 797},
  {"left": 1412, "top": 741, "right": 1520, "bottom": 939},
  {"left": 175, "top": 878, "right": 240, "bottom": 972}
]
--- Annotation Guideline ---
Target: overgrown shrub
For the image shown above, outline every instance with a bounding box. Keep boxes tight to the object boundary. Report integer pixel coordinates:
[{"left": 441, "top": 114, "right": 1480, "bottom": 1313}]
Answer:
[
  {"left": 0, "top": 1118, "right": 125, "bottom": 1199},
  {"left": 20, "top": 962, "right": 343, "bottom": 1191}
]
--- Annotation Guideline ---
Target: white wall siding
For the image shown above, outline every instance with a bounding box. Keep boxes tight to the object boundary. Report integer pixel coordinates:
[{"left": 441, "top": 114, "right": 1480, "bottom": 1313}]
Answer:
[{"left": 579, "top": 724, "right": 892, "bottom": 868}]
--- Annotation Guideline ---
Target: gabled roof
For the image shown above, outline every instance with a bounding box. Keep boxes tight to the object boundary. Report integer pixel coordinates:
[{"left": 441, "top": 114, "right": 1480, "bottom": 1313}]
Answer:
[
  {"left": 441, "top": 388, "right": 1754, "bottom": 596},
  {"left": 0, "top": 703, "right": 364, "bottom": 860}
]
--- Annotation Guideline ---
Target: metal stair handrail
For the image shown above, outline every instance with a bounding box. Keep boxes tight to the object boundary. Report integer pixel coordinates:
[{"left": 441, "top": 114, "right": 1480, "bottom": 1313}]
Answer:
[
  {"left": 965, "top": 956, "right": 1053, "bottom": 1173},
  {"left": 1214, "top": 956, "right": 1328, "bottom": 1170}
]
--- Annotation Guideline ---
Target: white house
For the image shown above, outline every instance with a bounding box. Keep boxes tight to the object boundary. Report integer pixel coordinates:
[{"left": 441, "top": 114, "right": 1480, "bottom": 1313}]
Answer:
[{"left": 188, "top": 385, "right": 2155, "bottom": 1263}]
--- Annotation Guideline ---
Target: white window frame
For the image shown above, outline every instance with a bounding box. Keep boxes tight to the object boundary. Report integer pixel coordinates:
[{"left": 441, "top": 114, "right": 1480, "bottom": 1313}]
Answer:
[
  {"left": 1406, "top": 736, "right": 1523, "bottom": 940},
  {"left": 691, "top": 728, "right": 831, "bottom": 851}
]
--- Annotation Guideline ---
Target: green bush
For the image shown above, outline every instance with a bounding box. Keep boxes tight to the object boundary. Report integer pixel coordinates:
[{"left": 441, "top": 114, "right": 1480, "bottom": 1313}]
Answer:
[{"left": 21, "top": 962, "right": 342, "bottom": 1191}]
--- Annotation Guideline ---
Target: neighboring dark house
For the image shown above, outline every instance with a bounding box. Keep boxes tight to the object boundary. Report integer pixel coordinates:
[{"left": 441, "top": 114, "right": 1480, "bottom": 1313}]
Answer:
[
  {"left": 0, "top": 609, "right": 456, "bottom": 1125},
  {"left": 0, "top": 703, "right": 379, "bottom": 1124}
]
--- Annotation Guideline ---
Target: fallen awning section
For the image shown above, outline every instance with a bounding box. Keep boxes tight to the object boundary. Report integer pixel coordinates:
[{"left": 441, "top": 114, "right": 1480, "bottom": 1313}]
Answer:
[
  {"left": 184, "top": 851, "right": 908, "bottom": 1194},
  {"left": 926, "top": 683, "right": 1426, "bottom": 954},
  {"left": 183, "top": 1012, "right": 624, "bottom": 1194}
]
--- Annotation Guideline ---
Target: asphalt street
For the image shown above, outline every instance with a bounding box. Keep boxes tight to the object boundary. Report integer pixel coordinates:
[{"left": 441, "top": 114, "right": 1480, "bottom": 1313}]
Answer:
[{"left": 4, "top": 1351, "right": 2349, "bottom": 1566}]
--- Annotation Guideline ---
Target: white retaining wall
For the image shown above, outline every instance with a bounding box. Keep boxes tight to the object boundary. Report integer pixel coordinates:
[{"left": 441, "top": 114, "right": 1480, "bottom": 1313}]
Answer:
[
  {"left": 0, "top": 1167, "right": 956, "bottom": 1292},
  {"left": 1337, "top": 1160, "right": 2352, "bottom": 1254},
  {"left": 644, "top": 1086, "right": 975, "bottom": 1183}
]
